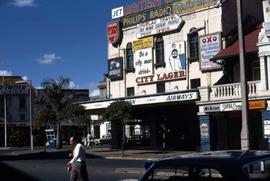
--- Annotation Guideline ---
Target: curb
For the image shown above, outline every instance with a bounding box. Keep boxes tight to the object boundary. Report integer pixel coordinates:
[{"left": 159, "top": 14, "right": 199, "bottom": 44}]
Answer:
[{"left": 104, "top": 156, "right": 157, "bottom": 161}]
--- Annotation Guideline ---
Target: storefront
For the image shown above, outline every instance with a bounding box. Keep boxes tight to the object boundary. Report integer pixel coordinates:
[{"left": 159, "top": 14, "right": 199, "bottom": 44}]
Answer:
[
  {"left": 198, "top": 100, "right": 267, "bottom": 151},
  {"left": 82, "top": 90, "right": 200, "bottom": 150}
]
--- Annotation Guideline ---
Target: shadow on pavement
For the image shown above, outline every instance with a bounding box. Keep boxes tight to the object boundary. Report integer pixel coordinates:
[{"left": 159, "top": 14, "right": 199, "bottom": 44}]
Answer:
[
  {"left": 0, "top": 162, "right": 39, "bottom": 181},
  {"left": 0, "top": 150, "right": 103, "bottom": 161}
]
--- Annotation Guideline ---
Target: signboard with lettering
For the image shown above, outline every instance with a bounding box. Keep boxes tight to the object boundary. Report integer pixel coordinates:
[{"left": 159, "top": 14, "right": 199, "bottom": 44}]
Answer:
[
  {"left": 122, "top": 0, "right": 179, "bottom": 17},
  {"left": 173, "top": 0, "right": 218, "bottom": 15},
  {"left": 82, "top": 91, "right": 198, "bottom": 110},
  {"left": 264, "top": 120, "right": 270, "bottom": 139},
  {"left": 0, "top": 85, "right": 28, "bottom": 95},
  {"left": 135, "top": 70, "right": 185, "bottom": 84},
  {"left": 202, "top": 100, "right": 266, "bottom": 113},
  {"left": 133, "top": 37, "right": 153, "bottom": 50},
  {"left": 134, "top": 48, "right": 153, "bottom": 78},
  {"left": 199, "top": 33, "right": 222, "bottom": 71},
  {"left": 122, "top": 3, "right": 174, "bottom": 28},
  {"left": 112, "top": 6, "right": 123, "bottom": 19},
  {"left": 136, "top": 14, "right": 184, "bottom": 38},
  {"left": 165, "top": 41, "right": 186, "bottom": 72},
  {"left": 108, "top": 57, "right": 123, "bottom": 81},
  {"left": 249, "top": 100, "right": 266, "bottom": 110}
]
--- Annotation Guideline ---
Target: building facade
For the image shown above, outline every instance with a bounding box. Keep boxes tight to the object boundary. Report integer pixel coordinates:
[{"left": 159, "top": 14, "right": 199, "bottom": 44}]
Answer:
[
  {"left": 0, "top": 76, "right": 32, "bottom": 147},
  {"left": 81, "top": 0, "right": 268, "bottom": 151}
]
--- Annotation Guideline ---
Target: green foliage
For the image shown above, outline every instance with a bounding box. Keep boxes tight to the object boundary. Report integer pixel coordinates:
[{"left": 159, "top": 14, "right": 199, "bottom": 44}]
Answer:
[
  {"left": 34, "top": 108, "right": 57, "bottom": 127},
  {"left": 59, "top": 104, "right": 89, "bottom": 125},
  {"left": 103, "top": 100, "right": 133, "bottom": 124},
  {"left": 41, "top": 77, "right": 73, "bottom": 115}
]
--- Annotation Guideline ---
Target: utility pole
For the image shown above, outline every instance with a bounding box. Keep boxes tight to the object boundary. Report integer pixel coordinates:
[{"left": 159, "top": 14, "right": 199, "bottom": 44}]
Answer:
[{"left": 237, "top": 0, "right": 249, "bottom": 150}]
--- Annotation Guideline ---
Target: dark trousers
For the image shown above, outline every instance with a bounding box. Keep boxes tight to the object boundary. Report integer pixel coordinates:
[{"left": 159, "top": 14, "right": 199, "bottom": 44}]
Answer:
[{"left": 70, "top": 162, "right": 89, "bottom": 181}]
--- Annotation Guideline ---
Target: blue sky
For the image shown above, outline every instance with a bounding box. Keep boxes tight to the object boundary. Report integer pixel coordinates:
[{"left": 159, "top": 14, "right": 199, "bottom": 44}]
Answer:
[{"left": 0, "top": 0, "right": 135, "bottom": 95}]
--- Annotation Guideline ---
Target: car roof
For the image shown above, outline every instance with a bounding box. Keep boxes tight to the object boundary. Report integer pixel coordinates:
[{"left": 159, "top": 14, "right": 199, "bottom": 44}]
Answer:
[{"left": 152, "top": 150, "right": 270, "bottom": 168}]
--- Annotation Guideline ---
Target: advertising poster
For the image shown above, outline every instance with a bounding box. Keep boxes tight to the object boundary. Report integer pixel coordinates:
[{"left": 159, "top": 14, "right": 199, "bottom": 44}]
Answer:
[
  {"left": 165, "top": 41, "right": 186, "bottom": 72},
  {"left": 199, "top": 33, "right": 221, "bottom": 70},
  {"left": 108, "top": 57, "right": 123, "bottom": 81},
  {"left": 134, "top": 48, "right": 153, "bottom": 77}
]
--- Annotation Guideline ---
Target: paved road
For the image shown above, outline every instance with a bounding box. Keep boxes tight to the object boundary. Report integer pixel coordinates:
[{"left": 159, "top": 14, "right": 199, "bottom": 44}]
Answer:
[{"left": 2, "top": 158, "right": 146, "bottom": 181}]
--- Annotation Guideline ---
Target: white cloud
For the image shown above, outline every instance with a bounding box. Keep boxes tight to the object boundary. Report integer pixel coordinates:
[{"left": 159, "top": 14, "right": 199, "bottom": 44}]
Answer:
[
  {"left": 0, "top": 70, "right": 12, "bottom": 76},
  {"left": 38, "top": 53, "right": 62, "bottom": 64},
  {"left": 69, "top": 81, "right": 80, "bottom": 89},
  {"left": 22, "top": 76, "right": 28, "bottom": 81},
  {"left": 88, "top": 83, "right": 100, "bottom": 97},
  {"left": 90, "top": 89, "right": 100, "bottom": 97},
  {"left": 11, "top": 0, "right": 37, "bottom": 8}
]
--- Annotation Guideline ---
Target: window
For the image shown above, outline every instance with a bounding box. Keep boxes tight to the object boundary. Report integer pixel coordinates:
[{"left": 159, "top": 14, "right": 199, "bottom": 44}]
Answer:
[
  {"left": 126, "top": 42, "right": 134, "bottom": 71},
  {"left": 157, "top": 82, "right": 165, "bottom": 93},
  {"left": 245, "top": 159, "right": 270, "bottom": 180},
  {"left": 253, "top": 60, "right": 260, "bottom": 81},
  {"left": 127, "top": 87, "right": 135, "bottom": 97},
  {"left": 155, "top": 37, "right": 165, "bottom": 66},
  {"left": 188, "top": 27, "right": 199, "bottom": 61},
  {"left": 190, "top": 78, "right": 201, "bottom": 89},
  {"left": 20, "top": 114, "right": 25, "bottom": 121},
  {"left": 147, "top": 166, "right": 189, "bottom": 180},
  {"left": 19, "top": 96, "right": 26, "bottom": 111}
]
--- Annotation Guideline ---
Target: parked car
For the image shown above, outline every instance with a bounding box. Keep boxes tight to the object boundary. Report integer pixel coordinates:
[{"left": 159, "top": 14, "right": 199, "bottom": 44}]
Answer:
[
  {"left": 139, "top": 150, "right": 270, "bottom": 181},
  {"left": 82, "top": 136, "right": 101, "bottom": 146},
  {"left": 90, "top": 138, "right": 102, "bottom": 145},
  {"left": 100, "top": 134, "right": 111, "bottom": 144}
]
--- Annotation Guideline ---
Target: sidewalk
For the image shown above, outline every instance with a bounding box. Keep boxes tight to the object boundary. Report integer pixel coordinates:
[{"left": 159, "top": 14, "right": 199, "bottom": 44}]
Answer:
[
  {"left": 86, "top": 146, "right": 194, "bottom": 160},
  {"left": 0, "top": 145, "right": 195, "bottom": 161}
]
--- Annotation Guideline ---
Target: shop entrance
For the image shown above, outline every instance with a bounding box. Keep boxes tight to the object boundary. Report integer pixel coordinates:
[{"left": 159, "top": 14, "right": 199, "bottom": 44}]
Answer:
[{"left": 210, "top": 111, "right": 263, "bottom": 150}]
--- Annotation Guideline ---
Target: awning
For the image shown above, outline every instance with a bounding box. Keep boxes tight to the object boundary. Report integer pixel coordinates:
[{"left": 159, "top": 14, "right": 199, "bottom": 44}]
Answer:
[{"left": 211, "top": 24, "right": 262, "bottom": 60}]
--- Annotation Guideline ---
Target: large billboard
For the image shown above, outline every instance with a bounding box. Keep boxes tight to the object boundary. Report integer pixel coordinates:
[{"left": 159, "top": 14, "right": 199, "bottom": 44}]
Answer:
[
  {"left": 136, "top": 14, "right": 184, "bottom": 38},
  {"left": 134, "top": 47, "right": 153, "bottom": 78},
  {"left": 165, "top": 41, "right": 186, "bottom": 72},
  {"left": 199, "top": 32, "right": 222, "bottom": 71}
]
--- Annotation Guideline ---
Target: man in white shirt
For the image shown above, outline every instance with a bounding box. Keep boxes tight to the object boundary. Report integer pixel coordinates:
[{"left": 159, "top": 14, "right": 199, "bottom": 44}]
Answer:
[{"left": 67, "top": 136, "right": 89, "bottom": 181}]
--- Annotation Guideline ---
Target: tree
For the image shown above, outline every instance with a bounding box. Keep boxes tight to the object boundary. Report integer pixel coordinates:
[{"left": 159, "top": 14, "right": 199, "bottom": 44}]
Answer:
[
  {"left": 37, "top": 76, "right": 87, "bottom": 149},
  {"left": 102, "top": 100, "right": 133, "bottom": 156}
]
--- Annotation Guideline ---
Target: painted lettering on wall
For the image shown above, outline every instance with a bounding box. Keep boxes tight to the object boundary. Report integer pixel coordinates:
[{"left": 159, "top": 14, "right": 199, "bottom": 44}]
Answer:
[
  {"left": 135, "top": 70, "right": 185, "bottom": 84},
  {"left": 166, "top": 92, "right": 194, "bottom": 101}
]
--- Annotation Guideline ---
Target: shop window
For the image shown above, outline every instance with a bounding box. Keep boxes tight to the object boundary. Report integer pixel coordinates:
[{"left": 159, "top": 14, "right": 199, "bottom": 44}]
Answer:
[
  {"left": 188, "top": 27, "right": 199, "bottom": 62},
  {"left": 157, "top": 82, "right": 165, "bottom": 93},
  {"left": 127, "top": 87, "right": 135, "bottom": 97},
  {"left": 126, "top": 42, "right": 134, "bottom": 72},
  {"left": 190, "top": 78, "right": 201, "bottom": 89},
  {"left": 155, "top": 37, "right": 165, "bottom": 68},
  {"left": 253, "top": 60, "right": 260, "bottom": 81}
]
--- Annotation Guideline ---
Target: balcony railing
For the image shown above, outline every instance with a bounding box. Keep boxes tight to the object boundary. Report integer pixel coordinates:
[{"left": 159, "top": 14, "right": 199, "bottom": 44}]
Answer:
[{"left": 199, "top": 81, "right": 261, "bottom": 102}]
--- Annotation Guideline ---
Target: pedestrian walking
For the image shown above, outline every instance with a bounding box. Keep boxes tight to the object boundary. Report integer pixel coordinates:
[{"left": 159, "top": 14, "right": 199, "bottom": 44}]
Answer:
[
  {"left": 67, "top": 136, "right": 89, "bottom": 181},
  {"left": 86, "top": 133, "right": 92, "bottom": 149}
]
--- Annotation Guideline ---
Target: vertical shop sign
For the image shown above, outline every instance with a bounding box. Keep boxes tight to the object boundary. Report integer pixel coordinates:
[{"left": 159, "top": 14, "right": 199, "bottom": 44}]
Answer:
[{"left": 108, "top": 57, "right": 123, "bottom": 81}]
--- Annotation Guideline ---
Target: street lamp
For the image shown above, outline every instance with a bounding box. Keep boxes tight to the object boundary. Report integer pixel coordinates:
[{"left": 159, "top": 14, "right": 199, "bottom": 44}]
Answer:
[
  {"left": 15, "top": 80, "right": 33, "bottom": 150},
  {"left": 237, "top": 0, "right": 249, "bottom": 150}
]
